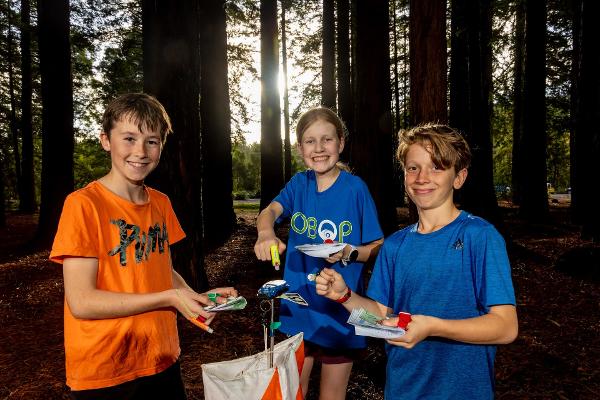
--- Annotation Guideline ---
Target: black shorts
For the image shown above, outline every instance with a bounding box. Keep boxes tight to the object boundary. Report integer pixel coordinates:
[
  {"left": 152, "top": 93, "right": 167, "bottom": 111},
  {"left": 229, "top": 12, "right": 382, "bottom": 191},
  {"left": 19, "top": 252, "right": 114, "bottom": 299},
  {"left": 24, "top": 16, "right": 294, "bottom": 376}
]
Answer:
[
  {"left": 69, "top": 360, "right": 186, "bottom": 400},
  {"left": 304, "top": 341, "right": 366, "bottom": 364}
]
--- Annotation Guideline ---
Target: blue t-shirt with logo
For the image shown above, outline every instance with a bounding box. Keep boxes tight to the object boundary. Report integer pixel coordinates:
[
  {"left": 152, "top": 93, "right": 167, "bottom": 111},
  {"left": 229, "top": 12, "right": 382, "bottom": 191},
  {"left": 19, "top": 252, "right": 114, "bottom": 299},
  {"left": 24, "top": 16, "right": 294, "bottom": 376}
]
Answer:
[
  {"left": 367, "top": 211, "right": 516, "bottom": 399},
  {"left": 274, "top": 170, "right": 383, "bottom": 349}
]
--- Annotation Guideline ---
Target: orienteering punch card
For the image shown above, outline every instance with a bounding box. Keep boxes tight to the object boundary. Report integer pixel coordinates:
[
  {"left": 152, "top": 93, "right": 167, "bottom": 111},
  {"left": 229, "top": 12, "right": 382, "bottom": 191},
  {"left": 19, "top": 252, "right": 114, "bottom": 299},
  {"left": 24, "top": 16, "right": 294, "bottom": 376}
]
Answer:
[{"left": 204, "top": 296, "right": 248, "bottom": 311}]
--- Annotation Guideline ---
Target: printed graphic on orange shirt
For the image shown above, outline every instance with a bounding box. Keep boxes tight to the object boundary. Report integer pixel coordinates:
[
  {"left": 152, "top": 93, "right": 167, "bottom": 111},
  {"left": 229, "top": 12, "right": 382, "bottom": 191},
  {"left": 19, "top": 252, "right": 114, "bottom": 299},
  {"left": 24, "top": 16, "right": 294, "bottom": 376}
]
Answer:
[{"left": 108, "top": 219, "right": 169, "bottom": 266}]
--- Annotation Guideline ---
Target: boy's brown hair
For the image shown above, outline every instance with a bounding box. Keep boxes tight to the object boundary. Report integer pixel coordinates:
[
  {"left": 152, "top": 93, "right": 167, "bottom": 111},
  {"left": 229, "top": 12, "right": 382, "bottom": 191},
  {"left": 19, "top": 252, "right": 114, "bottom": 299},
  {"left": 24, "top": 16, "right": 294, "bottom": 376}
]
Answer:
[
  {"left": 396, "top": 123, "right": 472, "bottom": 172},
  {"left": 102, "top": 93, "right": 173, "bottom": 144}
]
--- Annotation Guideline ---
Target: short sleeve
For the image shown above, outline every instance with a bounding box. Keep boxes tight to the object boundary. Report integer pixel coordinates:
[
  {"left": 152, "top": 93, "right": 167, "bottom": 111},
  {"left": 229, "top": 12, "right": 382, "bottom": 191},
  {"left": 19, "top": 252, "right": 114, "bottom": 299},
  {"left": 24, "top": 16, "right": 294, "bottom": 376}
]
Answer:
[
  {"left": 163, "top": 196, "right": 186, "bottom": 245},
  {"left": 357, "top": 180, "right": 384, "bottom": 243},
  {"left": 472, "top": 226, "right": 516, "bottom": 310},
  {"left": 273, "top": 173, "right": 302, "bottom": 219},
  {"left": 49, "top": 193, "right": 100, "bottom": 263},
  {"left": 366, "top": 239, "right": 396, "bottom": 308}
]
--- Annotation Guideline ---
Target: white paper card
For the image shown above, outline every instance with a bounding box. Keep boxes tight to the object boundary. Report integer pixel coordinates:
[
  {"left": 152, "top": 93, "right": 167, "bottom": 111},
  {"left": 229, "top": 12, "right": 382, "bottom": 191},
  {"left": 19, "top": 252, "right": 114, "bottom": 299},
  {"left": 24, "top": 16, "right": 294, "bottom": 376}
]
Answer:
[{"left": 295, "top": 243, "right": 347, "bottom": 258}]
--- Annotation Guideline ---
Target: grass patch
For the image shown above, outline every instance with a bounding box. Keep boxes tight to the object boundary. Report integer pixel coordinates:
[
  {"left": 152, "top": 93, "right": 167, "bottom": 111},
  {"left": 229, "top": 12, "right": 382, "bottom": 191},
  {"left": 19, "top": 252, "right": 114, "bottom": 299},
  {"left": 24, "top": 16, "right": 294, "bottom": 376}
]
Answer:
[{"left": 234, "top": 202, "right": 260, "bottom": 211}]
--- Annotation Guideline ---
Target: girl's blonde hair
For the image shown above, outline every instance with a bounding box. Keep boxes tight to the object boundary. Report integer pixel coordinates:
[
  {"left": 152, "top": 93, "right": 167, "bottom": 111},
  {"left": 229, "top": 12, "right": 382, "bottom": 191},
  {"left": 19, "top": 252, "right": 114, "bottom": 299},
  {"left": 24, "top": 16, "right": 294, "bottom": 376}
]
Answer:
[
  {"left": 397, "top": 123, "right": 471, "bottom": 172},
  {"left": 296, "top": 107, "right": 351, "bottom": 172},
  {"left": 295, "top": 107, "right": 348, "bottom": 143}
]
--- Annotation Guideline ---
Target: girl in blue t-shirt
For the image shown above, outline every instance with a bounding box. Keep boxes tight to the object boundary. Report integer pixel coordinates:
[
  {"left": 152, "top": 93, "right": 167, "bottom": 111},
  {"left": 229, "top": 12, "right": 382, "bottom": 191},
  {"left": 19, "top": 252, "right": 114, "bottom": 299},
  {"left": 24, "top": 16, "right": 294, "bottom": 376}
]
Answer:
[{"left": 254, "top": 107, "right": 384, "bottom": 399}]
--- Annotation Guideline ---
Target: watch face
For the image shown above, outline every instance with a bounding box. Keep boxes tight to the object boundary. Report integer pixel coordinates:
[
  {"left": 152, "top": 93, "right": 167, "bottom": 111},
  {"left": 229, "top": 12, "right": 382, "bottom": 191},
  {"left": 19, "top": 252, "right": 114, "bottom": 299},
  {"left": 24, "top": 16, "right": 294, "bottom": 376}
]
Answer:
[{"left": 349, "top": 249, "right": 359, "bottom": 263}]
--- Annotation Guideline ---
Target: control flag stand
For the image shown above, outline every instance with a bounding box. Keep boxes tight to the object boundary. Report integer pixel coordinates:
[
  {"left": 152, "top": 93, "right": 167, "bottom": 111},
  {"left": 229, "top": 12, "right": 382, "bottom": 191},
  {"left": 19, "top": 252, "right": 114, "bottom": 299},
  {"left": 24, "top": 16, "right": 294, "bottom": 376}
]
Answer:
[
  {"left": 201, "top": 246, "right": 310, "bottom": 400},
  {"left": 258, "top": 279, "right": 290, "bottom": 368}
]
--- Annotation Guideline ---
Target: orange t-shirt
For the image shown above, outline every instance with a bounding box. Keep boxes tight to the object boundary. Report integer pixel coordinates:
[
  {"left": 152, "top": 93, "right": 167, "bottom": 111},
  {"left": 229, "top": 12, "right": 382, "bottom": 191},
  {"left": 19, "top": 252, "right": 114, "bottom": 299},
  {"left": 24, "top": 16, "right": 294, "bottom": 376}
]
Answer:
[{"left": 50, "top": 181, "right": 186, "bottom": 390}]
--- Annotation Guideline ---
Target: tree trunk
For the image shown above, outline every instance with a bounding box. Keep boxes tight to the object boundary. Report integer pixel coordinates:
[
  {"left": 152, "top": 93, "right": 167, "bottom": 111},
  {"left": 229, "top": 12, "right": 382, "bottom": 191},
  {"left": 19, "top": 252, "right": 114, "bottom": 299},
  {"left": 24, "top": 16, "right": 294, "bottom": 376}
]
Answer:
[
  {"left": 574, "top": 0, "right": 600, "bottom": 241},
  {"left": 351, "top": 0, "right": 396, "bottom": 234},
  {"left": 511, "top": 0, "right": 525, "bottom": 206},
  {"left": 142, "top": 0, "right": 208, "bottom": 290},
  {"left": 391, "top": 0, "right": 401, "bottom": 133},
  {"left": 408, "top": 0, "right": 447, "bottom": 222},
  {"left": 409, "top": 0, "right": 447, "bottom": 125},
  {"left": 199, "top": 0, "right": 235, "bottom": 251},
  {"left": 569, "top": 0, "right": 582, "bottom": 223},
  {"left": 0, "top": 148, "right": 5, "bottom": 226},
  {"left": 20, "top": 0, "right": 36, "bottom": 213},
  {"left": 336, "top": 0, "right": 353, "bottom": 158},
  {"left": 7, "top": 9, "right": 23, "bottom": 214},
  {"left": 519, "top": 0, "right": 548, "bottom": 221},
  {"left": 281, "top": 0, "right": 292, "bottom": 183},
  {"left": 321, "top": 0, "right": 336, "bottom": 109},
  {"left": 259, "top": 0, "right": 283, "bottom": 210},
  {"left": 390, "top": 0, "right": 407, "bottom": 207},
  {"left": 449, "top": 0, "right": 499, "bottom": 224},
  {"left": 36, "top": 0, "right": 74, "bottom": 248}
]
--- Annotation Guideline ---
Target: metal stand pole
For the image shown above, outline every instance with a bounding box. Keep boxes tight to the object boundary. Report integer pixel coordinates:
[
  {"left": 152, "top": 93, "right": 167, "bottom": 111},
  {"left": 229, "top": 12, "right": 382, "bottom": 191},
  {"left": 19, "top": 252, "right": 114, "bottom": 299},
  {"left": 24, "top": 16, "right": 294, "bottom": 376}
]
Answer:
[{"left": 269, "top": 299, "right": 275, "bottom": 368}]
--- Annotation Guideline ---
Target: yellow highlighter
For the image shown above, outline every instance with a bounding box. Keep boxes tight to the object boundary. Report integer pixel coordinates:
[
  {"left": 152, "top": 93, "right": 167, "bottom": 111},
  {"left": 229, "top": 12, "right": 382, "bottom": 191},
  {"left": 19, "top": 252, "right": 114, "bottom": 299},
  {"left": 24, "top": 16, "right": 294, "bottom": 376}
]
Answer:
[{"left": 270, "top": 244, "right": 280, "bottom": 271}]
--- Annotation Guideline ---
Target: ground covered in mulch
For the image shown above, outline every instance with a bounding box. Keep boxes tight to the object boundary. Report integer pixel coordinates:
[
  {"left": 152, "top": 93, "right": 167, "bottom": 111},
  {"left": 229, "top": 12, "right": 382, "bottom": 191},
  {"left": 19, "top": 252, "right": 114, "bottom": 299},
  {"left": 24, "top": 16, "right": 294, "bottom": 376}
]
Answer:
[{"left": 0, "top": 204, "right": 598, "bottom": 399}]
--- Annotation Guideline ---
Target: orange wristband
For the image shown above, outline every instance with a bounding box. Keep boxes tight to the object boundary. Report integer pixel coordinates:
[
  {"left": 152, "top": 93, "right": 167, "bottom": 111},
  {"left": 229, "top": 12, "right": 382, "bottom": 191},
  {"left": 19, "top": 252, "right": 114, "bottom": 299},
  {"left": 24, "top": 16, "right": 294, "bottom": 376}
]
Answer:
[{"left": 334, "top": 287, "right": 352, "bottom": 304}]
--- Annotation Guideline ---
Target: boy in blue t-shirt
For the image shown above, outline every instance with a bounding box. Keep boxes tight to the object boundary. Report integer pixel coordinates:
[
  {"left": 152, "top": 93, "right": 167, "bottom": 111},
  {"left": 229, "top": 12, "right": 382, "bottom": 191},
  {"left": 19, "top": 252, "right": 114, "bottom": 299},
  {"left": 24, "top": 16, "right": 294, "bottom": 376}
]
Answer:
[{"left": 316, "top": 124, "right": 518, "bottom": 399}]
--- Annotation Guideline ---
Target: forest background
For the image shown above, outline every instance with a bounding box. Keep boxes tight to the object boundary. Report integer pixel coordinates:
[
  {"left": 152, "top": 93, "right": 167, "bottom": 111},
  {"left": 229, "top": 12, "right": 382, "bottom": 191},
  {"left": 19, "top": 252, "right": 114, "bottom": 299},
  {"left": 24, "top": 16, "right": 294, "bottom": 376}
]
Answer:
[
  {"left": 0, "top": 0, "right": 599, "bottom": 398},
  {"left": 2, "top": 0, "right": 597, "bottom": 281}
]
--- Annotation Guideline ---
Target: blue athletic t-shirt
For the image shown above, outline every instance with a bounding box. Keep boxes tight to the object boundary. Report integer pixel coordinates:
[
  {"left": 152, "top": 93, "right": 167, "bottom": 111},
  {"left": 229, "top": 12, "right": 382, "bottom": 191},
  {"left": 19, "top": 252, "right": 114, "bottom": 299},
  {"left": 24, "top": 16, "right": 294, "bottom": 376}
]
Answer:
[
  {"left": 274, "top": 170, "right": 383, "bottom": 349},
  {"left": 367, "top": 211, "right": 516, "bottom": 399}
]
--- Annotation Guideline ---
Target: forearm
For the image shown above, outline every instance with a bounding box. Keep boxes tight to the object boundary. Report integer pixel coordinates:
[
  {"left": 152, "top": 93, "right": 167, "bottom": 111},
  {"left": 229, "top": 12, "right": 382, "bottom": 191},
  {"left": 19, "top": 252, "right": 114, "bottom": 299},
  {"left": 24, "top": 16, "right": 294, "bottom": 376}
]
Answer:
[
  {"left": 356, "top": 238, "right": 383, "bottom": 263},
  {"left": 67, "top": 288, "right": 175, "bottom": 320},
  {"left": 428, "top": 305, "right": 518, "bottom": 344},
  {"left": 171, "top": 268, "right": 192, "bottom": 290},
  {"left": 341, "top": 292, "right": 388, "bottom": 317},
  {"left": 256, "top": 206, "right": 278, "bottom": 236}
]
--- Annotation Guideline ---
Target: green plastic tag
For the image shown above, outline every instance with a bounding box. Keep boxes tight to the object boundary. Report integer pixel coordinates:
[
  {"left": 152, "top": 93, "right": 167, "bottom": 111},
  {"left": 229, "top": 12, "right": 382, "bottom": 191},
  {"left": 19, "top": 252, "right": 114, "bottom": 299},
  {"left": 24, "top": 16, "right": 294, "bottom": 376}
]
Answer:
[{"left": 270, "top": 322, "right": 282, "bottom": 330}]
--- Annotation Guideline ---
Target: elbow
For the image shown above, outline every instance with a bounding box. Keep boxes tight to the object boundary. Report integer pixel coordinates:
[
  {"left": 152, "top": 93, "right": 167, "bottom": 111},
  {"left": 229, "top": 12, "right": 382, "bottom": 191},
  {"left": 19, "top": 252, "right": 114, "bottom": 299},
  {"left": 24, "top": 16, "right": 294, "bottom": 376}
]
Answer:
[
  {"left": 499, "top": 319, "right": 519, "bottom": 344},
  {"left": 66, "top": 295, "right": 92, "bottom": 319}
]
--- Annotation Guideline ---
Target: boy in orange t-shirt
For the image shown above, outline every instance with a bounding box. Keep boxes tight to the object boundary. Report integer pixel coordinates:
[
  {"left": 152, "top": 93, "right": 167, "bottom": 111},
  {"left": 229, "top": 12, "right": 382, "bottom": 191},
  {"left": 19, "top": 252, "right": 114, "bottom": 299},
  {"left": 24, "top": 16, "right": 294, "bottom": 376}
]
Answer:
[{"left": 50, "top": 93, "right": 237, "bottom": 399}]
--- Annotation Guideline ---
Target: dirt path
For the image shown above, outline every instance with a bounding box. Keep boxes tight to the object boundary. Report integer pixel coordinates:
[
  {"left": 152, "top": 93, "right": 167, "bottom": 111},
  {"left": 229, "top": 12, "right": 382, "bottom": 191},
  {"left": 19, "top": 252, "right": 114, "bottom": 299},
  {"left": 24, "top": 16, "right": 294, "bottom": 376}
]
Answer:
[{"left": 0, "top": 207, "right": 598, "bottom": 399}]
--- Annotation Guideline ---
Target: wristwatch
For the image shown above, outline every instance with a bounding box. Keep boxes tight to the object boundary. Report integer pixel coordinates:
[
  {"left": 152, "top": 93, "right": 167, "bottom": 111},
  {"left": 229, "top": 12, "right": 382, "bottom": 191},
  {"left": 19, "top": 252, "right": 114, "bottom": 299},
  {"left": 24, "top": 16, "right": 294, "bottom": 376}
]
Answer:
[{"left": 341, "top": 245, "right": 358, "bottom": 267}]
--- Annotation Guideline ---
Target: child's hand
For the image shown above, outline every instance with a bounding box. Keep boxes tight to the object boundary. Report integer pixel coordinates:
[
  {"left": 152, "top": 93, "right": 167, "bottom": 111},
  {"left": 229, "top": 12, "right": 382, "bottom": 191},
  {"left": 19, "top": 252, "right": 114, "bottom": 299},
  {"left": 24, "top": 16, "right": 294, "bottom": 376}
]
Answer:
[
  {"left": 204, "top": 287, "right": 239, "bottom": 305},
  {"left": 325, "top": 244, "right": 355, "bottom": 264},
  {"left": 173, "top": 288, "right": 212, "bottom": 321},
  {"left": 254, "top": 233, "right": 286, "bottom": 262},
  {"left": 384, "top": 314, "right": 434, "bottom": 349},
  {"left": 197, "top": 287, "right": 238, "bottom": 322},
  {"left": 173, "top": 287, "right": 237, "bottom": 324},
  {"left": 314, "top": 267, "right": 348, "bottom": 301}
]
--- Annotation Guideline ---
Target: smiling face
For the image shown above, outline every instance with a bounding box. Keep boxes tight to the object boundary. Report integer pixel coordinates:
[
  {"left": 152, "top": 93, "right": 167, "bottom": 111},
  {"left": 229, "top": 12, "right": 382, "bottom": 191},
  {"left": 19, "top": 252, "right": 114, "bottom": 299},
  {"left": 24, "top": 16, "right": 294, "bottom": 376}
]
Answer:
[
  {"left": 297, "top": 119, "right": 344, "bottom": 177},
  {"left": 404, "top": 142, "right": 467, "bottom": 212},
  {"left": 100, "top": 116, "right": 163, "bottom": 186}
]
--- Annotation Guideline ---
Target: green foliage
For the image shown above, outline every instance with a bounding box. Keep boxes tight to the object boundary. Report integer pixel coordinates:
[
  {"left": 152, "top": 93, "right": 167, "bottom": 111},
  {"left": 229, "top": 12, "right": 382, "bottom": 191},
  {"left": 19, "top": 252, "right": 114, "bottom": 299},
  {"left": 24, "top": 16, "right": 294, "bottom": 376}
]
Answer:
[
  {"left": 491, "top": 103, "right": 513, "bottom": 189},
  {"left": 91, "top": 28, "right": 143, "bottom": 104},
  {"left": 231, "top": 140, "right": 304, "bottom": 199},
  {"left": 71, "top": 0, "right": 143, "bottom": 137},
  {"left": 546, "top": 102, "right": 570, "bottom": 192},
  {"left": 226, "top": 1, "right": 260, "bottom": 143},
  {"left": 490, "top": 0, "right": 572, "bottom": 194},
  {"left": 232, "top": 141, "right": 261, "bottom": 198},
  {"left": 73, "top": 138, "right": 110, "bottom": 189}
]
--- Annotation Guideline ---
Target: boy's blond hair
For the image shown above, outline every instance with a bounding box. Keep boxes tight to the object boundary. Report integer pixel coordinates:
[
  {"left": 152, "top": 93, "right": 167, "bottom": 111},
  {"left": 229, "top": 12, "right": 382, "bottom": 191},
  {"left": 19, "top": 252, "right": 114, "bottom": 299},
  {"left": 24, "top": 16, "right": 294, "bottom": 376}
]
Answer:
[
  {"left": 397, "top": 123, "right": 472, "bottom": 172},
  {"left": 102, "top": 93, "right": 173, "bottom": 144}
]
